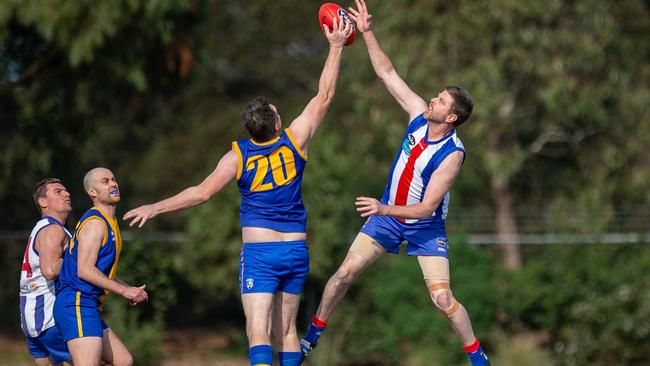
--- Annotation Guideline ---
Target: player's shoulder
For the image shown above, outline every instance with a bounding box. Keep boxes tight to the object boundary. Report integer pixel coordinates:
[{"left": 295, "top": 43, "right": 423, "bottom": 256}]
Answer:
[
  {"left": 38, "top": 223, "right": 66, "bottom": 236},
  {"left": 407, "top": 113, "right": 427, "bottom": 129},
  {"left": 449, "top": 130, "right": 465, "bottom": 150}
]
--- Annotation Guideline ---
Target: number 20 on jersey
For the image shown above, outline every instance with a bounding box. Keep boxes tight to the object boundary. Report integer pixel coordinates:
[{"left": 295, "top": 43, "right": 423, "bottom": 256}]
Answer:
[{"left": 245, "top": 146, "right": 296, "bottom": 192}]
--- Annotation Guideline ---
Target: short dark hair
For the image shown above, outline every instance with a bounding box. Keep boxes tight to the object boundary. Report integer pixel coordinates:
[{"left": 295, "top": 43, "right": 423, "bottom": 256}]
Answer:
[
  {"left": 446, "top": 86, "right": 473, "bottom": 127},
  {"left": 241, "top": 96, "right": 278, "bottom": 142},
  {"left": 33, "top": 178, "right": 62, "bottom": 214}
]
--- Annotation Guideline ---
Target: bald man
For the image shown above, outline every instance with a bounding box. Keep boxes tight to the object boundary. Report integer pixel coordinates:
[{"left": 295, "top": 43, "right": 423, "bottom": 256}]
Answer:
[{"left": 53, "top": 167, "right": 147, "bottom": 366}]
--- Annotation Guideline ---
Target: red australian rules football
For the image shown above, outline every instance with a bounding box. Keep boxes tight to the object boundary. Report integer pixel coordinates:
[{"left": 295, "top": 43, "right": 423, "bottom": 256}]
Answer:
[{"left": 318, "top": 3, "right": 356, "bottom": 46}]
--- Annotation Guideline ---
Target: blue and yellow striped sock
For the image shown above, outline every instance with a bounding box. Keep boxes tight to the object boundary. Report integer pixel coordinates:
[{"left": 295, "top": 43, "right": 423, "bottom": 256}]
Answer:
[
  {"left": 249, "top": 344, "right": 272, "bottom": 366},
  {"left": 278, "top": 351, "right": 302, "bottom": 366}
]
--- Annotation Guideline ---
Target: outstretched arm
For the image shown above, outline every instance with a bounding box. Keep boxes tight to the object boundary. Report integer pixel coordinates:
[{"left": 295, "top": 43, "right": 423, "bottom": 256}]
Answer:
[
  {"left": 288, "top": 18, "right": 353, "bottom": 153},
  {"left": 356, "top": 151, "right": 464, "bottom": 219},
  {"left": 123, "top": 150, "right": 238, "bottom": 228},
  {"left": 348, "top": 0, "right": 428, "bottom": 120}
]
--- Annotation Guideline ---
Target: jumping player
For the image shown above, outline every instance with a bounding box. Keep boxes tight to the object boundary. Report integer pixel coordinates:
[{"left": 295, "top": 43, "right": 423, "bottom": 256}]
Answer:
[
  {"left": 300, "top": 1, "right": 490, "bottom": 365},
  {"left": 123, "top": 19, "right": 354, "bottom": 366},
  {"left": 54, "top": 168, "right": 148, "bottom": 366},
  {"left": 19, "top": 178, "right": 73, "bottom": 365}
]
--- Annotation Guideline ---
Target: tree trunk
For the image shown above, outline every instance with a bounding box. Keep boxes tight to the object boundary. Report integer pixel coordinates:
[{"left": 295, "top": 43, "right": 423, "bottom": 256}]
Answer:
[{"left": 491, "top": 175, "right": 522, "bottom": 270}]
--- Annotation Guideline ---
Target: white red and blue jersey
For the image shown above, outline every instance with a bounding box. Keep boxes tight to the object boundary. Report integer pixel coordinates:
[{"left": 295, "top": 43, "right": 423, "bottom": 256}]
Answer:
[
  {"left": 381, "top": 113, "right": 465, "bottom": 224},
  {"left": 19, "top": 216, "right": 71, "bottom": 337},
  {"left": 233, "top": 129, "right": 308, "bottom": 233}
]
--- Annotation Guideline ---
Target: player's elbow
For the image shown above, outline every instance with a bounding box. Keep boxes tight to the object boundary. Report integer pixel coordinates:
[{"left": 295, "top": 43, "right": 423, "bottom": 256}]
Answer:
[
  {"left": 418, "top": 205, "right": 435, "bottom": 219},
  {"left": 77, "top": 266, "right": 92, "bottom": 281},
  {"left": 377, "top": 66, "right": 397, "bottom": 81},
  {"left": 316, "top": 90, "right": 335, "bottom": 107},
  {"left": 195, "top": 187, "right": 212, "bottom": 204},
  {"left": 41, "top": 268, "right": 58, "bottom": 281}
]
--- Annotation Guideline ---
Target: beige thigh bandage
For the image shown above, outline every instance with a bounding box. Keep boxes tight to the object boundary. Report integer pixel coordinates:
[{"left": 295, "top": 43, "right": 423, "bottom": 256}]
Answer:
[
  {"left": 418, "top": 256, "right": 450, "bottom": 282},
  {"left": 348, "top": 232, "right": 386, "bottom": 264},
  {"left": 427, "top": 282, "right": 460, "bottom": 317}
]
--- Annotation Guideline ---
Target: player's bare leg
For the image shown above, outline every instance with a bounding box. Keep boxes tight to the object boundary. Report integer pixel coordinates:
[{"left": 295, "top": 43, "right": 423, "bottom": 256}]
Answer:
[
  {"left": 67, "top": 336, "right": 102, "bottom": 366},
  {"left": 419, "top": 256, "right": 490, "bottom": 366},
  {"left": 33, "top": 357, "right": 59, "bottom": 366},
  {"left": 301, "top": 233, "right": 385, "bottom": 357},
  {"left": 242, "top": 293, "right": 274, "bottom": 365},
  {"left": 101, "top": 328, "right": 133, "bottom": 366},
  {"left": 272, "top": 291, "right": 302, "bottom": 365}
]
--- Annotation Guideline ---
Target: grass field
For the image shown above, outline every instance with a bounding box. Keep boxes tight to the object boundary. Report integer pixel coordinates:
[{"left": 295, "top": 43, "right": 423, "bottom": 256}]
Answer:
[{"left": 0, "top": 331, "right": 250, "bottom": 366}]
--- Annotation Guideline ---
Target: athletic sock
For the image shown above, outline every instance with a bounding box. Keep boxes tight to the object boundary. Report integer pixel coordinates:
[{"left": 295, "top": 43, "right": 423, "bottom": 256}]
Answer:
[
  {"left": 300, "top": 315, "right": 327, "bottom": 355},
  {"left": 278, "top": 351, "right": 302, "bottom": 366},
  {"left": 249, "top": 344, "right": 273, "bottom": 366},
  {"left": 463, "top": 338, "right": 490, "bottom": 366}
]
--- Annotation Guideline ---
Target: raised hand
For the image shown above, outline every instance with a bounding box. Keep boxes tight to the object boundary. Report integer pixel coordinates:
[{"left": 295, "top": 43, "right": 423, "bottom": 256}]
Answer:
[
  {"left": 123, "top": 205, "right": 157, "bottom": 228},
  {"left": 324, "top": 16, "right": 354, "bottom": 48},
  {"left": 348, "top": 0, "right": 372, "bottom": 33}
]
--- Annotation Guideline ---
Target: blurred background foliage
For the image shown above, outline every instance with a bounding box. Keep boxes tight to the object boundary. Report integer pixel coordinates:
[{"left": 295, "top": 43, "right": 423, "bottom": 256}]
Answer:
[{"left": 1, "top": 0, "right": 649, "bottom": 365}]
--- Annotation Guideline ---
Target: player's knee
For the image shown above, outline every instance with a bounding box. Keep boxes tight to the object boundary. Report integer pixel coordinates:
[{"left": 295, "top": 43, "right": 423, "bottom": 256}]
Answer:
[
  {"left": 428, "top": 283, "right": 461, "bottom": 318},
  {"left": 431, "top": 289, "right": 460, "bottom": 317},
  {"left": 332, "top": 266, "right": 357, "bottom": 286},
  {"left": 113, "top": 353, "right": 134, "bottom": 366}
]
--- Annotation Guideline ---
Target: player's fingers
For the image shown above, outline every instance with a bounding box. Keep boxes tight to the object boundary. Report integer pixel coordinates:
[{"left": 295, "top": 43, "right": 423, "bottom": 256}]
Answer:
[
  {"left": 127, "top": 216, "right": 139, "bottom": 227},
  {"left": 139, "top": 284, "right": 147, "bottom": 290},
  {"left": 348, "top": 7, "right": 359, "bottom": 17},
  {"left": 138, "top": 217, "right": 148, "bottom": 228},
  {"left": 360, "top": 210, "right": 373, "bottom": 217},
  {"left": 122, "top": 211, "right": 133, "bottom": 220},
  {"left": 355, "top": 0, "right": 363, "bottom": 12}
]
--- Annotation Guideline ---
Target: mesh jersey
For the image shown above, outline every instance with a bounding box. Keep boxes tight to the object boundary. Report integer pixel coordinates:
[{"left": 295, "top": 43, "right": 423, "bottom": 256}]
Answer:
[
  {"left": 232, "top": 129, "right": 308, "bottom": 233},
  {"left": 58, "top": 208, "right": 122, "bottom": 304},
  {"left": 19, "top": 216, "right": 71, "bottom": 337},
  {"left": 381, "top": 114, "right": 465, "bottom": 224}
]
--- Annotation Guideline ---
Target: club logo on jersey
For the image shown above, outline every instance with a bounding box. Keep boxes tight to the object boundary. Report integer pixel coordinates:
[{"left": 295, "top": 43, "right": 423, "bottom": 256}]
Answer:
[
  {"left": 436, "top": 237, "right": 448, "bottom": 247},
  {"left": 246, "top": 278, "right": 254, "bottom": 289},
  {"left": 407, "top": 134, "right": 416, "bottom": 145},
  {"left": 401, "top": 134, "right": 417, "bottom": 156}
]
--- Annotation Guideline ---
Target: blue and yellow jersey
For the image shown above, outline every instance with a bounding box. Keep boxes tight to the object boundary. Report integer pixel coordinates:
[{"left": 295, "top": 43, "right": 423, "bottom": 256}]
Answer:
[
  {"left": 233, "top": 129, "right": 308, "bottom": 233},
  {"left": 57, "top": 207, "right": 122, "bottom": 304}
]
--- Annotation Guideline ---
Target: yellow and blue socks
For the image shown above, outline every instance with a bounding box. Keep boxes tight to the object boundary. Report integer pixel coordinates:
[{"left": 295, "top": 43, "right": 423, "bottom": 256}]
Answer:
[
  {"left": 249, "top": 344, "right": 272, "bottom": 366},
  {"left": 300, "top": 315, "right": 327, "bottom": 357},
  {"left": 464, "top": 338, "right": 490, "bottom": 366},
  {"left": 278, "top": 351, "right": 302, "bottom": 366}
]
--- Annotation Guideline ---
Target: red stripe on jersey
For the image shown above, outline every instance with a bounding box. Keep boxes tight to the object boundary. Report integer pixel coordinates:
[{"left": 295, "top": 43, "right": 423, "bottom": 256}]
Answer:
[
  {"left": 22, "top": 236, "right": 33, "bottom": 278},
  {"left": 395, "top": 138, "right": 427, "bottom": 207}
]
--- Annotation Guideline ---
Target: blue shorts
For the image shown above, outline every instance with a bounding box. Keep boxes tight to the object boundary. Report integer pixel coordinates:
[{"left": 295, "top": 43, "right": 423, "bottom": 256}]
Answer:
[
  {"left": 360, "top": 215, "right": 449, "bottom": 257},
  {"left": 53, "top": 288, "right": 108, "bottom": 342},
  {"left": 239, "top": 240, "right": 309, "bottom": 294},
  {"left": 24, "top": 325, "right": 71, "bottom": 363}
]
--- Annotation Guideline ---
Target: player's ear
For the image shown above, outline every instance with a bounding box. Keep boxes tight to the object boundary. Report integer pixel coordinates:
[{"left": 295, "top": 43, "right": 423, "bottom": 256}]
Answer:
[
  {"left": 445, "top": 113, "right": 458, "bottom": 124},
  {"left": 37, "top": 197, "right": 48, "bottom": 210},
  {"left": 87, "top": 187, "right": 97, "bottom": 199}
]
